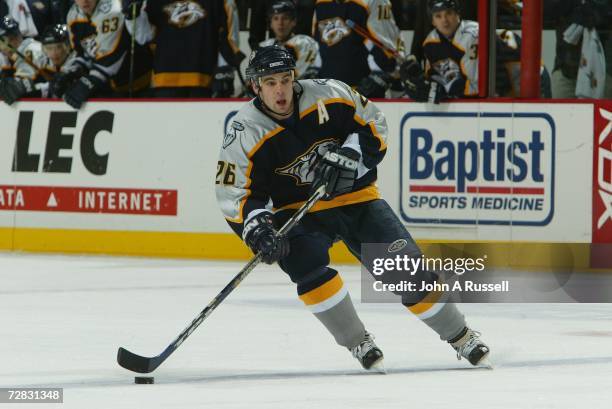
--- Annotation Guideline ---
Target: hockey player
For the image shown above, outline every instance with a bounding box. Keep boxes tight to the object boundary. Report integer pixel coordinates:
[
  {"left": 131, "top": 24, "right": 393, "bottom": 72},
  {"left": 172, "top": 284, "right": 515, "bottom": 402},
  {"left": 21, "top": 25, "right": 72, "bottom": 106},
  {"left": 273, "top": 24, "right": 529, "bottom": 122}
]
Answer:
[
  {"left": 216, "top": 45, "right": 490, "bottom": 370},
  {"left": 258, "top": 0, "right": 320, "bottom": 80},
  {"left": 401, "top": 1, "right": 551, "bottom": 102},
  {"left": 122, "top": 0, "right": 245, "bottom": 97},
  {"left": 422, "top": 0, "right": 478, "bottom": 99},
  {"left": 312, "top": 0, "right": 404, "bottom": 98},
  {"left": 61, "top": 0, "right": 153, "bottom": 109},
  {"left": 0, "top": 16, "right": 47, "bottom": 105}
]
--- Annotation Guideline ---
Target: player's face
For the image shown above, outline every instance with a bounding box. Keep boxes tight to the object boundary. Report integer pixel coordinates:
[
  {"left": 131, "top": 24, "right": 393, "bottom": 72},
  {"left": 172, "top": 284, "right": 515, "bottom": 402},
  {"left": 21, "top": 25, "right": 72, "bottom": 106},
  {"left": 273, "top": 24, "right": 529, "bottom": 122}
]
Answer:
[
  {"left": 74, "top": 0, "right": 98, "bottom": 15},
  {"left": 432, "top": 9, "right": 460, "bottom": 38},
  {"left": 257, "top": 71, "right": 294, "bottom": 117},
  {"left": 43, "top": 43, "right": 70, "bottom": 66},
  {"left": 270, "top": 13, "right": 296, "bottom": 42}
]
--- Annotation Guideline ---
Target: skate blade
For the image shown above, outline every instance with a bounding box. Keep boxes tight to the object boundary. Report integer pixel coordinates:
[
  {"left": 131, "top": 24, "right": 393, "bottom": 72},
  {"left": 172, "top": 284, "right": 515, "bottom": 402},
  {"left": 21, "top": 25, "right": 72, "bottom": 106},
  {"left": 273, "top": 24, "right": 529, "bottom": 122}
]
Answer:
[
  {"left": 367, "top": 358, "right": 387, "bottom": 374},
  {"left": 476, "top": 352, "right": 494, "bottom": 369}
]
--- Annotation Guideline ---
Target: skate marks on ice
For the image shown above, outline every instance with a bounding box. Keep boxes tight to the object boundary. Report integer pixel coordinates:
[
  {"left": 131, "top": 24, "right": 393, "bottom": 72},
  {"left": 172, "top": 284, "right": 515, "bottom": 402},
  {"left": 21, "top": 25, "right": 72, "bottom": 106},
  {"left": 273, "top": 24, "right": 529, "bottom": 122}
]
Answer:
[{"left": 12, "top": 355, "right": 612, "bottom": 390}]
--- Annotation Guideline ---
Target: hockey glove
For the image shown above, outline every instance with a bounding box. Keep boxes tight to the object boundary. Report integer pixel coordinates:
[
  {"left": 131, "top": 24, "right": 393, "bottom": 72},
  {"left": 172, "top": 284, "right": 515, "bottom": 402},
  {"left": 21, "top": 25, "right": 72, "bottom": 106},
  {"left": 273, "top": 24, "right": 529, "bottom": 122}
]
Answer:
[
  {"left": 242, "top": 213, "right": 290, "bottom": 264},
  {"left": 356, "top": 71, "right": 391, "bottom": 98},
  {"left": 63, "top": 75, "right": 103, "bottom": 109},
  {"left": 399, "top": 58, "right": 445, "bottom": 104},
  {"left": 311, "top": 146, "right": 360, "bottom": 200},
  {"left": 0, "top": 77, "right": 34, "bottom": 105},
  {"left": 122, "top": 0, "right": 144, "bottom": 18},
  {"left": 212, "top": 65, "right": 235, "bottom": 98},
  {"left": 50, "top": 64, "right": 87, "bottom": 97}
]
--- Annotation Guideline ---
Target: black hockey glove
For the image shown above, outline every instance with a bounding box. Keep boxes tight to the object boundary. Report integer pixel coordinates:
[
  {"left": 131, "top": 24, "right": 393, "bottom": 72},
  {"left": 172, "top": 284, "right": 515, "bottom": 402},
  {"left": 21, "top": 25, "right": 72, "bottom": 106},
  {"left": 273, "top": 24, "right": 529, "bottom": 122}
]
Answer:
[
  {"left": 0, "top": 77, "right": 35, "bottom": 105},
  {"left": 242, "top": 213, "right": 290, "bottom": 264},
  {"left": 399, "top": 57, "right": 444, "bottom": 104},
  {"left": 356, "top": 71, "right": 391, "bottom": 98},
  {"left": 212, "top": 65, "right": 235, "bottom": 98},
  {"left": 122, "top": 0, "right": 144, "bottom": 18},
  {"left": 50, "top": 65, "right": 87, "bottom": 97},
  {"left": 63, "top": 75, "right": 103, "bottom": 109},
  {"left": 311, "top": 146, "right": 360, "bottom": 200}
]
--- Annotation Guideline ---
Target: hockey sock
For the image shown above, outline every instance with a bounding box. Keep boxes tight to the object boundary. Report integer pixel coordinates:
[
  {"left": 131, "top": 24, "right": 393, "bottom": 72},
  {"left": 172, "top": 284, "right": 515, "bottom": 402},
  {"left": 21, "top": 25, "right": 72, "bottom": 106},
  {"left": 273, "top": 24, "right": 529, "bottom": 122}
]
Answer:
[
  {"left": 299, "top": 271, "right": 366, "bottom": 349},
  {"left": 404, "top": 285, "right": 466, "bottom": 341}
]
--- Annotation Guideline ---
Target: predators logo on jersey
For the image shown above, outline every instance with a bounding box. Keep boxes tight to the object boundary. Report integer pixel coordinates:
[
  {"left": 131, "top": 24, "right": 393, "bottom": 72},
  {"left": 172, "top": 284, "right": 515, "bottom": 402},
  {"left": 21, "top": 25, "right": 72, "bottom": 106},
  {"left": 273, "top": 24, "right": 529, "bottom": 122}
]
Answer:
[
  {"left": 164, "top": 1, "right": 206, "bottom": 28},
  {"left": 317, "top": 17, "right": 350, "bottom": 47},
  {"left": 275, "top": 139, "right": 337, "bottom": 185},
  {"left": 431, "top": 58, "right": 461, "bottom": 87}
]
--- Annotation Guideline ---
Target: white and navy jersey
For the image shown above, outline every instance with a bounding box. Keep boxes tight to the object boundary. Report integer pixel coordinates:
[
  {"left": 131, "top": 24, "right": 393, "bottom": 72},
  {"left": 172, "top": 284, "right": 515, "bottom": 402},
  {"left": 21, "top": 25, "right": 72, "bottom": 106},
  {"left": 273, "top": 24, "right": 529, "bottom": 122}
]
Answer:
[
  {"left": 41, "top": 51, "right": 78, "bottom": 75},
  {"left": 67, "top": 0, "right": 152, "bottom": 92},
  {"left": 13, "top": 38, "right": 47, "bottom": 80},
  {"left": 423, "top": 19, "right": 479, "bottom": 97},
  {"left": 216, "top": 79, "right": 388, "bottom": 236},
  {"left": 259, "top": 34, "right": 320, "bottom": 79},
  {"left": 312, "top": 0, "right": 403, "bottom": 86}
]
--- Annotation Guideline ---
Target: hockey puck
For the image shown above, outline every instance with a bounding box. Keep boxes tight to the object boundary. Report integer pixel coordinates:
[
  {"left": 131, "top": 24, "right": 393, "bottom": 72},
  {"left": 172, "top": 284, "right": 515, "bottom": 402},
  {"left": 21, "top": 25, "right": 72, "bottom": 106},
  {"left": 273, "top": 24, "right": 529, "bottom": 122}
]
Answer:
[{"left": 134, "top": 376, "right": 154, "bottom": 384}]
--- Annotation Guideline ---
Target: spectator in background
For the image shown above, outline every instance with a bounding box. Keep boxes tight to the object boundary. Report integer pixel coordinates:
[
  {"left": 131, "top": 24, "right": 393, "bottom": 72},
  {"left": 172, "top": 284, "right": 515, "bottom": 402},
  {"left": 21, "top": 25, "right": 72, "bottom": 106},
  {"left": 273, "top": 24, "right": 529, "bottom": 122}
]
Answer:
[
  {"left": 258, "top": 0, "right": 319, "bottom": 79},
  {"left": 547, "top": 0, "right": 611, "bottom": 98},
  {"left": 3, "top": 0, "right": 64, "bottom": 38},
  {"left": 312, "top": 0, "right": 404, "bottom": 98},
  {"left": 123, "top": 0, "right": 245, "bottom": 98},
  {"left": 59, "top": 0, "right": 152, "bottom": 109},
  {"left": 0, "top": 15, "right": 47, "bottom": 105}
]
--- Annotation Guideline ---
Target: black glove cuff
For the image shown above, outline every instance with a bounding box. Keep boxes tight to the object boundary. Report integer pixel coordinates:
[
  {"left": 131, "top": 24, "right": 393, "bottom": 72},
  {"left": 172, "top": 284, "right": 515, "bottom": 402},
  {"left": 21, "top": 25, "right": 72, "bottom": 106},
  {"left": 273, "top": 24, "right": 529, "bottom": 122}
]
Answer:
[{"left": 242, "top": 212, "right": 275, "bottom": 243}]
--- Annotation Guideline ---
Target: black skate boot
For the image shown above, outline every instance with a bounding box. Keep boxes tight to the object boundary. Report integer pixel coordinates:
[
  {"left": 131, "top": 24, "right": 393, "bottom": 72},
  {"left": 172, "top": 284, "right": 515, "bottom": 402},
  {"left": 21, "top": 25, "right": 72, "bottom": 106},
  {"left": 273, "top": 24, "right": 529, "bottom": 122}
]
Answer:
[
  {"left": 449, "top": 327, "right": 490, "bottom": 366},
  {"left": 349, "top": 331, "right": 385, "bottom": 372}
]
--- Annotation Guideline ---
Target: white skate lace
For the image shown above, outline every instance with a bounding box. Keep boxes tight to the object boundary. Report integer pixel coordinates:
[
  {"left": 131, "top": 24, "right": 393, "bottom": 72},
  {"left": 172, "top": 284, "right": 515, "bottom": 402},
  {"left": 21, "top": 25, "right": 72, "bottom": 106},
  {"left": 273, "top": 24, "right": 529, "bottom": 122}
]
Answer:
[
  {"left": 454, "top": 330, "right": 482, "bottom": 361},
  {"left": 351, "top": 332, "right": 376, "bottom": 360}
]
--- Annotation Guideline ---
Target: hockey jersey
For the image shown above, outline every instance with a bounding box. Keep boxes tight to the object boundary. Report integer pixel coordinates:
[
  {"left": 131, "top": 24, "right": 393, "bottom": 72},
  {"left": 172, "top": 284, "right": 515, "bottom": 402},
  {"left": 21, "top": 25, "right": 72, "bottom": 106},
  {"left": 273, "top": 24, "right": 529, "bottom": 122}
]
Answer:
[
  {"left": 67, "top": 0, "right": 152, "bottom": 92},
  {"left": 11, "top": 37, "right": 47, "bottom": 80},
  {"left": 312, "top": 0, "right": 403, "bottom": 86},
  {"left": 216, "top": 79, "right": 388, "bottom": 236},
  {"left": 423, "top": 19, "right": 479, "bottom": 97},
  {"left": 259, "top": 34, "right": 320, "bottom": 79},
  {"left": 129, "top": 0, "right": 242, "bottom": 89}
]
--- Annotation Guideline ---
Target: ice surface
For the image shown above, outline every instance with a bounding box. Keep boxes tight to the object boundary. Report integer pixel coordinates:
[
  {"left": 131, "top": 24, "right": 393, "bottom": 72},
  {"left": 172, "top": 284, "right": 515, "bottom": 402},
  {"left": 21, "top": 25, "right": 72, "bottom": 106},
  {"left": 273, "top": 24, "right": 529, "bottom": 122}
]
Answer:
[{"left": 1, "top": 252, "right": 611, "bottom": 409}]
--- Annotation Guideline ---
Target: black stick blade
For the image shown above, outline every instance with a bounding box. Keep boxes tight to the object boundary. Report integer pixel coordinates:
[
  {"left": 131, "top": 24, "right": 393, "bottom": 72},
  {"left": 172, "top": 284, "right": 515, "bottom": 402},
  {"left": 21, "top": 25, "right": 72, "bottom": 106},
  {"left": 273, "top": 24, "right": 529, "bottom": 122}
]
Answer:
[{"left": 117, "top": 347, "right": 163, "bottom": 373}]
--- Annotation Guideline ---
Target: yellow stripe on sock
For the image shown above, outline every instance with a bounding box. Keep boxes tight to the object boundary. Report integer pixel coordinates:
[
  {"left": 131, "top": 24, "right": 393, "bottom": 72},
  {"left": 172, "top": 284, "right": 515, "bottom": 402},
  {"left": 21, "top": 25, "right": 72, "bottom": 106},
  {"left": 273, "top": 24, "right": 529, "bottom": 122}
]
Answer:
[
  {"left": 407, "top": 283, "right": 445, "bottom": 315},
  {"left": 299, "top": 274, "right": 344, "bottom": 306}
]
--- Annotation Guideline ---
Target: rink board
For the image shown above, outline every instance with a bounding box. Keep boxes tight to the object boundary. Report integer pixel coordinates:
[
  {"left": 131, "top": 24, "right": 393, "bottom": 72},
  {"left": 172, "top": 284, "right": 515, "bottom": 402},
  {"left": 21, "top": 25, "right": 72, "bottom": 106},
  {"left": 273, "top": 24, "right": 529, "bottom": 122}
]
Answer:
[{"left": 0, "top": 99, "right": 606, "bottom": 268}]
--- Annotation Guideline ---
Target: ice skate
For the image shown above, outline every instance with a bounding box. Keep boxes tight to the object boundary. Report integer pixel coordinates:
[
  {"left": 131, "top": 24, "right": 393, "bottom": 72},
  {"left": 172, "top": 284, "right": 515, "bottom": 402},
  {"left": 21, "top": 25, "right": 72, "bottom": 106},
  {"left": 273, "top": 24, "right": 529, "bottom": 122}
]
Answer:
[
  {"left": 449, "top": 327, "right": 490, "bottom": 367},
  {"left": 349, "top": 331, "right": 385, "bottom": 373}
]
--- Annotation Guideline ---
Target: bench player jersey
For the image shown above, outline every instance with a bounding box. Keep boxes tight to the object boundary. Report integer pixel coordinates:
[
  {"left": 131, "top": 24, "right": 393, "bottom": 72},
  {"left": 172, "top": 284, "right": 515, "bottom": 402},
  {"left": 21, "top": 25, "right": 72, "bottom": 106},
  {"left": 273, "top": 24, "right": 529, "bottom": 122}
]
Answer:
[
  {"left": 423, "top": 19, "right": 479, "bottom": 97},
  {"left": 259, "top": 34, "right": 320, "bottom": 79},
  {"left": 67, "top": 0, "right": 152, "bottom": 92},
  {"left": 131, "top": 0, "right": 241, "bottom": 89},
  {"left": 312, "top": 0, "right": 403, "bottom": 86},
  {"left": 216, "top": 79, "right": 388, "bottom": 236},
  {"left": 12, "top": 38, "right": 47, "bottom": 81}
]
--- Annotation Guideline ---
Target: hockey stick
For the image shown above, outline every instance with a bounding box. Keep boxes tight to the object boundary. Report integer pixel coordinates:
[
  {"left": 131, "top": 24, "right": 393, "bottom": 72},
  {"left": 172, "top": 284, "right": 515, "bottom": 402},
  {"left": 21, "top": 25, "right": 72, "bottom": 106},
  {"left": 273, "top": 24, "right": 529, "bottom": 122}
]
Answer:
[
  {"left": 117, "top": 184, "right": 327, "bottom": 373},
  {"left": 345, "top": 19, "right": 406, "bottom": 63},
  {"left": 128, "top": 2, "right": 137, "bottom": 97},
  {"left": 0, "top": 36, "right": 53, "bottom": 81}
]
